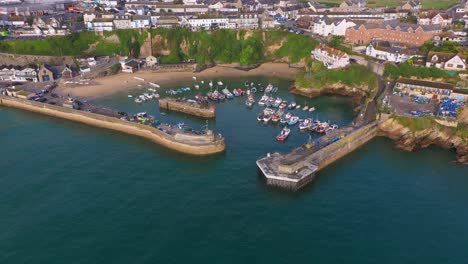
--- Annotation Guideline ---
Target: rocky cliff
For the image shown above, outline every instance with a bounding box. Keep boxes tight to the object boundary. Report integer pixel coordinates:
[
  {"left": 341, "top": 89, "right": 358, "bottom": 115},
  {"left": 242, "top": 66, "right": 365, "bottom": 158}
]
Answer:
[{"left": 378, "top": 117, "right": 468, "bottom": 164}]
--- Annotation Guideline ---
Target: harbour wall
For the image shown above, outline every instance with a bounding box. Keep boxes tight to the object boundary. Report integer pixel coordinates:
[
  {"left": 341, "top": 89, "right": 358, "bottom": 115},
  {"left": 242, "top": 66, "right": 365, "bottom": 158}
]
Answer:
[
  {"left": 159, "top": 98, "right": 215, "bottom": 119},
  {"left": 310, "top": 122, "right": 379, "bottom": 171},
  {"left": 0, "top": 95, "right": 225, "bottom": 155},
  {"left": 278, "top": 123, "right": 379, "bottom": 175}
]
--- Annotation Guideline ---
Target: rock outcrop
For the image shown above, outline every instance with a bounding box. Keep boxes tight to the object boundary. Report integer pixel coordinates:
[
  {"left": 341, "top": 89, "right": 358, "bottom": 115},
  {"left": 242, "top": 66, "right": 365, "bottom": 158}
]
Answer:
[{"left": 378, "top": 117, "right": 468, "bottom": 164}]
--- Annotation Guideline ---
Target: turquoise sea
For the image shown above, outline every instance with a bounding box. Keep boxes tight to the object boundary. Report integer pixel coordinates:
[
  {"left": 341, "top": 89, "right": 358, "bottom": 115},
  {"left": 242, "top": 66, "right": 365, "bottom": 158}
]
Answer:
[{"left": 1, "top": 77, "right": 467, "bottom": 263}]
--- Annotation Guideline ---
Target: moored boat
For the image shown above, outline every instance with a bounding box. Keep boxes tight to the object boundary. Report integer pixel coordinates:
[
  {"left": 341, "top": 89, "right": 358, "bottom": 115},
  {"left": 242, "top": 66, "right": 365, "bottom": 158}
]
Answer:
[
  {"left": 287, "top": 102, "right": 296, "bottom": 109},
  {"left": 276, "top": 127, "right": 291, "bottom": 142},
  {"left": 287, "top": 116, "right": 299, "bottom": 126}
]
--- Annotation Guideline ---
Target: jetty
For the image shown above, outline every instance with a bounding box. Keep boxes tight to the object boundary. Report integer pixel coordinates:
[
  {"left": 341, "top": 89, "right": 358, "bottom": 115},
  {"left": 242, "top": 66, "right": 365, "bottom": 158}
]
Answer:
[
  {"left": 0, "top": 95, "right": 225, "bottom": 155},
  {"left": 159, "top": 98, "right": 215, "bottom": 119},
  {"left": 257, "top": 122, "right": 379, "bottom": 190}
]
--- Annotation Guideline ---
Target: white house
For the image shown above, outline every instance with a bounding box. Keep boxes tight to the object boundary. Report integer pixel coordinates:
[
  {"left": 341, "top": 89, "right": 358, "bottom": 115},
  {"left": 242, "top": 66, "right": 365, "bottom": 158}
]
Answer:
[
  {"left": 229, "top": 14, "right": 259, "bottom": 29},
  {"left": 418, "top": 12, "right": 452, "bottom": 27},
  {"left": 88, "top": 19, "right": 114, "bottom": 32},
  {"left": 365, "top": 41, "right": 420, "bottom": 63},
  {"left": 312, "top": 44, "right": 350, "bottom": 69},
  {"left": 312, "top": 17, "right": 356, "bottom": 36},
  {"left": 0, "top": 67, "right": 38, "bottom": 82},
  {"left": 188, "top": 18, "right": 232, "bottom": 31},
  {"left": 426, "top": 52, "right": 467, "bottom": 71}
]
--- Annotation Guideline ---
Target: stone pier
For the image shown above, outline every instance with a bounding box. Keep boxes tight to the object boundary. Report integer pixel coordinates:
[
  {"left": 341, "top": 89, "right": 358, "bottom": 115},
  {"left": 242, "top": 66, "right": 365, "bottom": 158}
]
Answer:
[{"left": 159, "top": 98, "right": 215, "bottom": 119}]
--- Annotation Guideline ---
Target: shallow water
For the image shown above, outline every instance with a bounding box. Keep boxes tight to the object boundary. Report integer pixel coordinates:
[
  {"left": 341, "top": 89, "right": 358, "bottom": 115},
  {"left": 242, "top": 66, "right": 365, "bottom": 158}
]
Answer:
[{"left": 1, "top": 77, "right": 467, "bottom": 263}]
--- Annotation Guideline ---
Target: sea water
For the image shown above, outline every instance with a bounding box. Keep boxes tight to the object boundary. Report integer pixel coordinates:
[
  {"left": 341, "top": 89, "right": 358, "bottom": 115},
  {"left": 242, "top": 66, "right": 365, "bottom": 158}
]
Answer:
[{"left": 0, "top": 77, "right": 467, "bottom": 263}]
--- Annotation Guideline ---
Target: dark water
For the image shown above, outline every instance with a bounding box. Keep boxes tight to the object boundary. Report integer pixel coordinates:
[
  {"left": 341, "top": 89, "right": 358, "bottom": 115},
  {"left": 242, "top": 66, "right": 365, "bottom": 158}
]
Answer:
[{"left": 1, "top": 77, "right": 467, "bottom": 263}]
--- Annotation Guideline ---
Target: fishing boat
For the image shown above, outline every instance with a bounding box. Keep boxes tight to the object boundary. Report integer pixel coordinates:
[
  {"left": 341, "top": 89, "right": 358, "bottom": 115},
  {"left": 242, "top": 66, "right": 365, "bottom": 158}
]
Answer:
[
  {"left": 299, "top": 118, "right": 312, "bottom": 131},
  {"left": 218, "top": 93, "right": 226, "bottom": 101},
  {"left": 233, "top": 89, "right": 241, "bottom": 97},
  {"left": 287, "top": 102, "right": 296, "bottom": 109},
  {"left": 258, "top": 95, "right": 268, "bottom": 106},
  {"left": 287, "top": 116, "right": 299, "bottom": 126},
  {"left": 263, "top": 108, "right": 275, "bottom": 116},
  {"left": 257, "top": 113, "right": 265, "bottom": 122},
  {"left": 266, "top": 97, "right": 274, "bottom": 107},
  {"left": 302, "top": 105, "right": 309, "bottom": 111},
  {"left": 245, "top": 99, "right": 254, "bottom": 107},
  {"left": 272, "top": 97, "right": 282, "bottom": 108},
  {"left": 276, "top": 127, "right": 291, "bottom": 142},
  {"left": 264, "top": 84, "right": 273, "bottom": 94},
  {"left": 279, "top": 101, "right": 288, "bottom": 109},
  {"left": 222, "top": 88, "right": 234, "bottom": 99},
  {"left": 271, "top": 113, "right": 281, "bottom": 122},
  {"left": 309, "top": 107, "right": 315, "bottom": 112},
  {"left": 262, "top": 114, "right": 271, "bottom": 123},
  {"left": 280, "top": 112, "right": 292, "bottom": 124}
]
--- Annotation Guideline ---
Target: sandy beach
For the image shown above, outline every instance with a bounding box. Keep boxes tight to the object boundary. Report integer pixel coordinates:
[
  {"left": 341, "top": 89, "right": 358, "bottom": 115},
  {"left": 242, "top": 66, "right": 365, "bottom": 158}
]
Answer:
[{"left": 56, "top": 62, "right": 300, "bottom": 99}]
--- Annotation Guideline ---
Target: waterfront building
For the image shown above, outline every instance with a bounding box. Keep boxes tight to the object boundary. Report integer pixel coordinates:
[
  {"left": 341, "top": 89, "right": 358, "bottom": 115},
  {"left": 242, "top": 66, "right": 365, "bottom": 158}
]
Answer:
[
  {"left": 312, "top": 44, "right": 350, "bottom": 69},
  {"left": 188, "top": 18, "right": 232, "bottom": 31},
  {"left": 365, "top": 41, "right": 421, "bottom": 63},
  {"left": 425, "top": 52, "right": 467, "bottom": 71},
  {"left": 345, "top": 21, "right": 441, "bottom": 46},
  {"left": 87, "top": 18, "right": 114, "bottom": 32}
]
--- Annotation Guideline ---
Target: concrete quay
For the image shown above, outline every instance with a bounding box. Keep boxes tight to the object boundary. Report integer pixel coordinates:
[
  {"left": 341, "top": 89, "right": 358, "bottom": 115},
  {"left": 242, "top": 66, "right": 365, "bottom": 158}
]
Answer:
[
  {"left": 159, "top": 98, "right": 215, "bottom": 119},
  {"left": 257, "top": 122, "right": 379, "bottom": 190}
]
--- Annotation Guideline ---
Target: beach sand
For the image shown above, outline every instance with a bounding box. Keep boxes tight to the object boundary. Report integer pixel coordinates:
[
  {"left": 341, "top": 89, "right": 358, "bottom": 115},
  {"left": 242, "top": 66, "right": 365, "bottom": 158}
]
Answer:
[{"left": 56, "top": 63, "right": 300, "bottom": 99}]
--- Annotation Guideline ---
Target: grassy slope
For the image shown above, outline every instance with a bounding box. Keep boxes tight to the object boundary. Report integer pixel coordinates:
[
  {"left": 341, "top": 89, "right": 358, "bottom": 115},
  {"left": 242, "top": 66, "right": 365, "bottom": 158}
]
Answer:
[{"left": 315, "top": 0, "right": 458, "bottom": 9}]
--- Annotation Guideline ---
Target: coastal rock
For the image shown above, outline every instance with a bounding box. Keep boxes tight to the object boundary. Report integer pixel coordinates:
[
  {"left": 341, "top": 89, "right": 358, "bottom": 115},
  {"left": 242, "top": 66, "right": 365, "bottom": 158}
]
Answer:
[
  {"left": 290, "top": 82, "right": 368, "bottom": 104},
  {"left": 378, "top": 117, "right": 468, "bottom": 164}
]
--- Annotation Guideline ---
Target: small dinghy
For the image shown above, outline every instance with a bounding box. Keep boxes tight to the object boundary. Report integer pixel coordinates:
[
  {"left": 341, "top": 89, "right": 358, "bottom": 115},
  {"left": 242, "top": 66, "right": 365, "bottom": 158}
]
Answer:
[{"left": 309, "top": 107, "right": 315, "bottom": 112}]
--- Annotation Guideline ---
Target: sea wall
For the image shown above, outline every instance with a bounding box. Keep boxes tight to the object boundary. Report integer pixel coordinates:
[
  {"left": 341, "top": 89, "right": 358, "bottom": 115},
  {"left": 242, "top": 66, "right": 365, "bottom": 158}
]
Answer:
[
  {"left": 159, "top": 98, "right": 215, "bottom": 119},
  {"left": 0, "top": 95, "right": 225, "bottom": 155}
]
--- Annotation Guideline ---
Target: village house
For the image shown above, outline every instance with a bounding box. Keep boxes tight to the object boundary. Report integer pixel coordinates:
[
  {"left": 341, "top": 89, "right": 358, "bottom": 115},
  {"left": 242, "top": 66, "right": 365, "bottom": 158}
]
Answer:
[
  {"left": 188, "top": 18, "right": 232, "bottom": 31},
  {"left": 418, "top": 12, "right": 452, "bottom": 27},
  {"left": 345, "top": 21, "right": 441, "bottom": 46},
  {"left": 38, "top": 65, "right": 55, "bottom": 82},
  {"left": 432, "top": 31, "right": 468, "bottom": 45},
  {"left": 228, "top": 13, "right": 259, "bottom": 29},
  {"left": 334, "top": 0, "right": 367, "bottom": 12},
  {"left": 425, "top": 52, "right": 467, "bottom": 71},
  {"left": 397, "top": 1, "right": 421, "bottom": 11},
  {"left": 365, "top": 41, "right": 421, "bottom": 63},
  {"left": 88, "top": 18, "right": 114, "bottom": 32},
  {"left": 312, "top": 17, "right": 356, "bottom": 37},
  {"left": 311, "top": 44, "right": 350, "bottom": 69},
  {"left": 120, "top": 57, "right": 140, "bottom": 73}
]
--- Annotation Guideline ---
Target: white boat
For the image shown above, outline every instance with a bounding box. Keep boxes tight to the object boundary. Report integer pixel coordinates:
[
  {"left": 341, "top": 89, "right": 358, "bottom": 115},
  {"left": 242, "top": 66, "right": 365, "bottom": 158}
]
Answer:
[
  {"left": 134, "top": 98, "right": 143, "bottom": 103},
  {"left": 194, "top": 85, "right": 200, "bottom": 89},
  {"left": 264, "top": 84, "right": 273, "bottom": 94},
  {"left": 309, "top": 107, "right": 315, "bottom": 112},
  {"left": 149, "top": 82, "right": 160, "bottom": 88},
  {"left": 209, "top": 81, "right": 213, "bottom": 87},
  {"left": 134, "top": 76, "right": 145, "bottom": 81},
  {"left": 217, "top": 81, "right": 223, "bottom": 86},
  {"left": 251, "top": 87, "right": 257, "bottom": 93},
  {"left": 296, "top": 105, "right": 301, "bottom": 109},
  {"left": 127, "top": 95, "right": 133, "bottom": 98},
  {"left": 302, "top": 105, "right": 309, "bottom": 111},
  {"left": 148, "top": 88, "right": 156, "bottom": 92},
  {"left": 192, "top": 76, "right": 197, "bottom": 81},
  {"left": 201, "top": 80, "right": 205, "bottom": 84},
  {"left": 152, "top": 93, "right": 160, "bottom": 99}
]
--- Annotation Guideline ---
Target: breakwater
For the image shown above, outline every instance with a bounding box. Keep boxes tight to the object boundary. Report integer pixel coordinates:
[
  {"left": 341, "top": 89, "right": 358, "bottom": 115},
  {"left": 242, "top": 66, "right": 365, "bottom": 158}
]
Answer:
[
  {"left": 257, "top": 122, "right": 379, "bottom": 190},
  {"left": 0, "top": 95, "right": 225, "bottom": 155},
  {"left": 159, "top": 98, "right": 215, "bottom": 119}
]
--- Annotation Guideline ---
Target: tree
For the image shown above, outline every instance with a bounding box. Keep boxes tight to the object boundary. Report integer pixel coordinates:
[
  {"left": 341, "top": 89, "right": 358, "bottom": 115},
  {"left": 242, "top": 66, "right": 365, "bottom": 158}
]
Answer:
[
  {"left": 327, "top": 36, "right": 343, "bottom": 48},
  {"left": 239, "top": 45, "right": 254, "bottom": 65}
]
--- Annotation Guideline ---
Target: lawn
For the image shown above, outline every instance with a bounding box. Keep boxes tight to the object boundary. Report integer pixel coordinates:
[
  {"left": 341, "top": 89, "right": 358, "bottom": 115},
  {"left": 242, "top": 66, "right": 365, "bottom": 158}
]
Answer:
[{"left": 316, "top": 0, "right": 459, "bottom": 9}]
